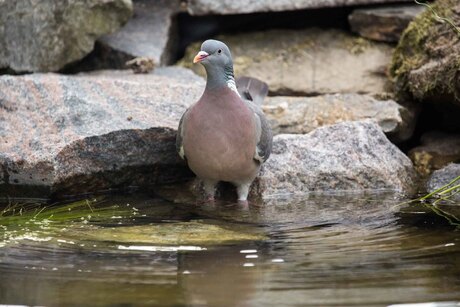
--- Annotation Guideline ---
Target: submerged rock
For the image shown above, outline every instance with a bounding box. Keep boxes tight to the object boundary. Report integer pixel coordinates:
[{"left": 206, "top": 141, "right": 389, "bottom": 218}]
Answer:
[
  {"left": 253, "top": 120, "right": 417, "bottom": 198},
  {"left": 69, "top": 221, "right": 264, "bottom": 246},
  {"left": 349, "top": 4, "right": 425, "bottom": 42},
  {"left": 409, "top": 132, "right": 460, "bottom": 176},
  {"left": 186, "top": 0, "right": 413, "bottom": 15},
  {"left": 390, "top": 0, "right": 460, "bottom": 106},
  {"left": 0, "top": 196, "right": 264, "bottom": 248},
  {"left": 179, "top": 29, "right": 393, "bottom": 95},
  {"left": 98, "top": 0, "right": 180, "bottom": 67},
  {"left": 0, "top": 67, "right": 204, "bottom": 198},
  {"left": 264, "top": 93, "right": 416, "bottom": 142},
  {"left": 0, "top": 0, "right": 133, "bottom": 72},
  {"left": 426, "top": 163, "right": 460, "bottom": 202}
]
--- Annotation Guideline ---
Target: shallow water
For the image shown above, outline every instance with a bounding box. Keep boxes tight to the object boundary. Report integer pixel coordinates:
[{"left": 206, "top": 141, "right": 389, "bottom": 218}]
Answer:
[{"left": 0, "top": 192, "right": 460, "bottom": 306}]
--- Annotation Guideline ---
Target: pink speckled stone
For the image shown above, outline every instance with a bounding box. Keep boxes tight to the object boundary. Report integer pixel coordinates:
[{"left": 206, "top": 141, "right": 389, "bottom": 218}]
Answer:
[{"left": 0, "top": 67, "right": 204, "bottom": 198}]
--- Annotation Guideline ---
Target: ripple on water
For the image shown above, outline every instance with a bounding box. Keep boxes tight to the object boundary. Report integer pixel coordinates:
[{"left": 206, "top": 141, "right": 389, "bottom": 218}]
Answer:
[{"left": 0, "top": 192, "right": 459, "bottom": 306}]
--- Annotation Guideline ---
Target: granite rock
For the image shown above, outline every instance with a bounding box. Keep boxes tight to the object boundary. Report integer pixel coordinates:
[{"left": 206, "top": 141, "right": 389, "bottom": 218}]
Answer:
[
  {"left": 253, "top": 120, "right": 417, "bottom": 198},
  {"left": 0, "top": 67, "right": 204, "bottom": 198},
  {"left": 0, "top": 0, "right": 133, "bottom": 72},
  {"left": 99, "top": 0, "right": 180, "bottom": 67},
  {"left": 263, "top": 93, "right": 416, "bottom": 142}
]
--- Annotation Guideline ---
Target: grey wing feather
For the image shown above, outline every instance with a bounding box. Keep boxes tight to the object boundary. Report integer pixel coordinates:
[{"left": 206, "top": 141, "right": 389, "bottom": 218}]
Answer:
[
  {"left": 176, "top": 108, "right": 189, "bottom": 160},
  {"left": 246, "top": 100, "right": 273, "bottom": 163},
  {"left": 237, "top": 76, "right": 272, "bottom": 163}
]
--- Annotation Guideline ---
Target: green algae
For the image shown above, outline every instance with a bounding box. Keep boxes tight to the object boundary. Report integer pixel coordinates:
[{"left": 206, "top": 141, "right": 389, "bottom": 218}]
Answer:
[
  {"left": 0, "top": 197, "right": 138, "bottom": 247},
  {"left": 64, "top": 221, "right": 265, "bottom": 246},
  {"left": 0, "top": 197, "right": 265, "bottom": 249}
]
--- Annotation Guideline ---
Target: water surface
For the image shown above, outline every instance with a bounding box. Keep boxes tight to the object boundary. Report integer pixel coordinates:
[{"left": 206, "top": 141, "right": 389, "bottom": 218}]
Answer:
[{"left": 0, "top": 192, "right": 459, "bottom": 306}]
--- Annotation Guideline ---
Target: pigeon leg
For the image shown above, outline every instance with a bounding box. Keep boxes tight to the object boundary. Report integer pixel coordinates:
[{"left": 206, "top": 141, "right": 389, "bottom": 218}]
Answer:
[{"left": 236, "top": 182, "right": 251, "bottom": 204}]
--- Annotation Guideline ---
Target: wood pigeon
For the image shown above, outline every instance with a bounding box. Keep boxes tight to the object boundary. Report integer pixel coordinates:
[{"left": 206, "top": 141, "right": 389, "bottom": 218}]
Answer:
[{"left": 176, "top": 39, "right": 273, "bottom": 202}]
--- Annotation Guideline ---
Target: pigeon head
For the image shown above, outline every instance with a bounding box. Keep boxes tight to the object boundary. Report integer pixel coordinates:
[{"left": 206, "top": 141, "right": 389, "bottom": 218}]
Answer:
[
  {"left": 193, "top": 39, "right": 232, "bottom": 68},
  {"left": 193, "top": 39, "right": 235, "bottom": 89}
]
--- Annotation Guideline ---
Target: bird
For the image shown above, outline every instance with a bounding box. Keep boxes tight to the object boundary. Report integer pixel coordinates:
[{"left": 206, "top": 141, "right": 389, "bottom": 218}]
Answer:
[{"left": 176, "top": 39, "right": 273, "bottom": 203}]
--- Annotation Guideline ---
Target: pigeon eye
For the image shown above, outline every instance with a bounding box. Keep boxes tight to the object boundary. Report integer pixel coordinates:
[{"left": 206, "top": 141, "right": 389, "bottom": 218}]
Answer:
[{"left": 218, "top": 49, "right": 222, "bottom": 54}]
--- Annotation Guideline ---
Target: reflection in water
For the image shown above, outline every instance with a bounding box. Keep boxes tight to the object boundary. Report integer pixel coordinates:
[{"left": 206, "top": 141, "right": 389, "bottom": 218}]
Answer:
[
  {"left": 0, "top": 192, "right": 460, "bottom": 306},
  {"left": 178, "top": 247, "right": 264, "bottom": 306}
]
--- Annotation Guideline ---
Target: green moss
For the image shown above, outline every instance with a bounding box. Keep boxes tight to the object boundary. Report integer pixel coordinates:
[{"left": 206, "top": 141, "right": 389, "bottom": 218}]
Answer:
[
  {"left": 66, "top": 221, "right": 265, "bottom": 246},
  {"left": 1, "top": 198, "right": 264, "bottom": 248},
  {"left": 390, "top": 6, "right": 434, "bottom": 79},
  {"left": 390, "top": 0, "right": 460, "bottom": 103}
]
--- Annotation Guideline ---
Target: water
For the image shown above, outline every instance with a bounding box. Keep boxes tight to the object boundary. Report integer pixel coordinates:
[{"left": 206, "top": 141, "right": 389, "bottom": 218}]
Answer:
[{"left": 0, "top": 192, "right": 460, "bottom": 306}]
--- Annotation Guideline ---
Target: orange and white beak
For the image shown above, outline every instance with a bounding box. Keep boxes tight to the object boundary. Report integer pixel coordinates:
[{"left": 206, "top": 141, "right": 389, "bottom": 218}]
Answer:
[{"left": 193, "top": 51, "right": 209, "bottom": 63}]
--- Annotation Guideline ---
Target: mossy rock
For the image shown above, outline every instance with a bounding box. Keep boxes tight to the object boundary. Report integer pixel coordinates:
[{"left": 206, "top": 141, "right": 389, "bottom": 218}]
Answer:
[
  {"left": 0, "top": 199, "right": 265, "bottom": 248},
  {"left": 66, "top": 221, "right": 265, "bottom": 246},
  {"left": 390, "top": 0, "right": 460, "bottom": 105}
]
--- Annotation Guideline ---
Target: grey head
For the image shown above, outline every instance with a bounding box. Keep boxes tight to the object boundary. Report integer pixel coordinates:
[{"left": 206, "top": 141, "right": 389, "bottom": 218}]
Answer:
[{"left": 193, "top": 39, "right": 235, "bottom": 89}]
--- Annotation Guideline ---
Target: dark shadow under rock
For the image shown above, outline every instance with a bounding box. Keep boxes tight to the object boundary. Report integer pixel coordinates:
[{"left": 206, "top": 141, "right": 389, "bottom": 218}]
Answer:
[{"left": 409, "top": 131, "right": 460, "bottom": 177}]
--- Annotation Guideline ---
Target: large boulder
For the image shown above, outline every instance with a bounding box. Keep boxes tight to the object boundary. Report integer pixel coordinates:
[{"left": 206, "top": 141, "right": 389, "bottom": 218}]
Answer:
[
  {"left": 263, "top": 93, "right": 416, "bottom": 142},
  {"left": 179, "top": 29, "right": 393, "bottom": 95},
  {"left": 348, "top": 4, "right": 425, "bottom": 43},
  {"left": 186, "top": 0, "right": 413, "bottom": 15},
  {"left": 0, "top": 67, "right": 204, "bottom": 198},
  {"left": 158, "top": 120, "right": 417, "bottom": 201},
  {"left": 0, "top": 0, "right": 133, "bottom": 73},
  {"left": 390, "top": 0, "right": 460, "bottom": 106},
  {"left": 253, "top": 120, "right": 417, "bottom": 198},
  {"left": 98, "top": 0, "right": 180, "bottom": 67}
]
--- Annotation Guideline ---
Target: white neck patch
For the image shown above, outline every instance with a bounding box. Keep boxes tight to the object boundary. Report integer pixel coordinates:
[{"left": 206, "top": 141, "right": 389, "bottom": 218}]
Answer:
[{"left": 227, "top": 78, "right": 240, "bottom": 97}]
